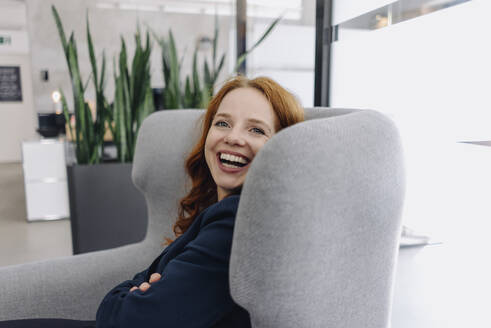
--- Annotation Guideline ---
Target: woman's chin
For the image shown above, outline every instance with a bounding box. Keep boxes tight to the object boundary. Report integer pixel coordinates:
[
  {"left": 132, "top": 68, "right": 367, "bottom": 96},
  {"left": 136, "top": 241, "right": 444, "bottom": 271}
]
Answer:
[{"left": 218, "top": 183, "right": 244, "bottom": 199}]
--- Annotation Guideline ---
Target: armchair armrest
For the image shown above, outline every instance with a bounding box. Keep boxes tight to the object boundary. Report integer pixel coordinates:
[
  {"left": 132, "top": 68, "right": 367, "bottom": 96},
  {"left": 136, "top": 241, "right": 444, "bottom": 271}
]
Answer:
[{"left": 0, "top": 242, "right": 160, "bottom": 321}]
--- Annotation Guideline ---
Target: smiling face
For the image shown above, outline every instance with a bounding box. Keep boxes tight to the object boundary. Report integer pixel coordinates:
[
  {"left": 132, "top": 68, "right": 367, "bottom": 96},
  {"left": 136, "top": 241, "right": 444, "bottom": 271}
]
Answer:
[{"left": 204, "top": 87, "right": 279, "bottom": 201}]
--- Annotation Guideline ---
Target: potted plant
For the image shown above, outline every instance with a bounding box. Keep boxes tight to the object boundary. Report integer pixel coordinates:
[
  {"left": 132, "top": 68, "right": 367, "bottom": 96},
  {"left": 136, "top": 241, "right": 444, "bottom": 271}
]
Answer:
[
  {"left": 52, "top": 5, "right": 281, "bottom": 254},
  {"left": 111, "top": 28, "right": 154, "bottom": 163},
  {"left": 153, "top": 14, "right": 282, "bottom": 110},
  {"left": 52, "top": 6, "right": 149, "bottom": 254}
]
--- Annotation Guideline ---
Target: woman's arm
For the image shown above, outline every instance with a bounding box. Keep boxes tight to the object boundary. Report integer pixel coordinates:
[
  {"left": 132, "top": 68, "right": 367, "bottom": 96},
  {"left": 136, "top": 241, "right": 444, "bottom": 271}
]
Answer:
[
  {"left": 95, "top": 248, "right": 170, "bottom": 308},
  {"left": 95, "top": 267, "right": 148, "bottom": 306},
  {"left": 95, "top": 203, "right": 238, "bottom": 328}
]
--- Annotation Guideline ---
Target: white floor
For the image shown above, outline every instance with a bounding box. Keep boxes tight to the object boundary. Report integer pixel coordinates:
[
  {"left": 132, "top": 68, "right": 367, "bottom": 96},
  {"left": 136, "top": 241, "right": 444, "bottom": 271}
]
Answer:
[{"left": 0, "top": 163, "right": 72, "bottom": 268}]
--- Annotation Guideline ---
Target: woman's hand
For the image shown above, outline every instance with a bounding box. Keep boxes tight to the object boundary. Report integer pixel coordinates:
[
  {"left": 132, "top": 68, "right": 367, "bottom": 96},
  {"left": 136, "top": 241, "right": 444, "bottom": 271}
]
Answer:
[{"left": 130, "top": 273, "right": 161, "bottom": 293}]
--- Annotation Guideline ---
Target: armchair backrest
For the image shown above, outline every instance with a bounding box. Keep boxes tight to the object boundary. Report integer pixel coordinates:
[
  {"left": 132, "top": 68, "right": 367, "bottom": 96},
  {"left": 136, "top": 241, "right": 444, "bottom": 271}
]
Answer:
[
  {"left": 132, "top": 109, "right": 203, "bottom": 251},
  {"left": 132, "top": 107, "right": 405, "bottom": 327},
  {"left": 229, "top": 108, "right": 405, "bottom": 328}
]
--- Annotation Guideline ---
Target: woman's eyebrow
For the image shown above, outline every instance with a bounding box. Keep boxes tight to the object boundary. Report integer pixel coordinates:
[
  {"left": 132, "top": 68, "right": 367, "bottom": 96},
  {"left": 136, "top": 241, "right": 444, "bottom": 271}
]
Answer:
[
  {"left": 215, "top": 113, "right": 272, "bottom": 133},
  {"left": 248, "top": 118, "right": 272, "bottom": 133},
  {"left": 214, "top": 113, "right": 232, "bottom": 120}
]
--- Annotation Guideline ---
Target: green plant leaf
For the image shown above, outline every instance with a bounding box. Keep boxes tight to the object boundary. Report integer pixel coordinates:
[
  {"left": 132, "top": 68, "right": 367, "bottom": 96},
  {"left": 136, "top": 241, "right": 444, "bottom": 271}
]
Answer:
[
  {"left": 84, "top": 101, "right": 96, "bottom": 163},
  {"left": 179, "top": 46, "right": 187, "bottom": 71},
  {"left": 59, "top": 89, "right": 74, "bottom": 142},
  {"left": 139, "top": 86, "right": 154, "bottom": 126},
  {"left": 114, "top": 73, "right": 127, "bottom": 162},
  {"left": 51, "top": 6, "right": 69, "bottom": 62},
  {"left": 86, "top": 12, "right": 98, "bottom": 91},
  {"left": 192, "top": 48, "right": 201, "bottom": 108},
  {"left": 111, "top": 28, "right": 154, "bottom": 162},
  {"left": 99, "top": 50, "right": 106, "bottom": 91},
  {"left": 183, "top": 76, "right": 192, "bottom": 108},
  {"left": 66, "top": 39, "right": 88, "bottom": 163},
  {"left": 204, "top": 59, "right": 211, "bottom": 86},
  {"left": 234, "top": 15, "right": 282, "bottom": 73},
  {"left": 167, "top": 30, "right": 181, "bottom": 108},
  {"left": 52, "top": 7, "right": 106, "bottom": 164},
  {"left": 250, "top": 16, "right": 282, "bottom": 52},
  {"left": 200, "top": 87, "right": 210, "bottom": 109},
  {"left": 212, "top": 13, "right": 218, "bottom": 72},
  {"left": 214, "top": 54, "right": 225, "bottom": 83},
  {"left": 203, "top": 59, "right": 213, "bottom": 100}
]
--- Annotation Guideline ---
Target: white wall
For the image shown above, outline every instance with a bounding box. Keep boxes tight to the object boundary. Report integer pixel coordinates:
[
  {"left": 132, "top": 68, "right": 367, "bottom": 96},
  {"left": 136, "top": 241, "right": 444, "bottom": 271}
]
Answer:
[
  {"left": 0, "top": 1, "right": 37, "bottom": 163},
  {"left": 0, "top": 0, "right": 27, "bottom": 30},
  {"left": 0, "top": 54, "right": 38, "bottom": 163}
]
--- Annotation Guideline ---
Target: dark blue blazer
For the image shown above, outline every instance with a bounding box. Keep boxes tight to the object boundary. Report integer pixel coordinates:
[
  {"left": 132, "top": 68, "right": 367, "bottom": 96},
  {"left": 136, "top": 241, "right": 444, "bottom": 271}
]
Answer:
[{"left": 96, "top": 195, "right": 250, "bottom": 328}]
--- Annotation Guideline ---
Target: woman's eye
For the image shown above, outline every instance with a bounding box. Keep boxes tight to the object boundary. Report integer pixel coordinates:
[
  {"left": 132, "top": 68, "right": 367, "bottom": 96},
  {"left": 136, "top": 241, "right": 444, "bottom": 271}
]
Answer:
[
  {"left": 215, "top": 121, "right": 228, "bottom": 127},
  {"left": 251, "top": 127, "right": 265, "bottom": 135}
]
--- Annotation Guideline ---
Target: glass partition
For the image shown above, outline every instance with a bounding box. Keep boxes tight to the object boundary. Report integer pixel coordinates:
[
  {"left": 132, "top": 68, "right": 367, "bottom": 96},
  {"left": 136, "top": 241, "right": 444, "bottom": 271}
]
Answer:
[{"left": 330, "top": 0, "right": 491, "bottom": 244}]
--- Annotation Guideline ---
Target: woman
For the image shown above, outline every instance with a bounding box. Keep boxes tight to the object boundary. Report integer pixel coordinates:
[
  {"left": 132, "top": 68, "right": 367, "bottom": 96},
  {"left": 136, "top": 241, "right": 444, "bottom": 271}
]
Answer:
[{"left": 0, "top": 76, "right": 303, "bottom": 328}]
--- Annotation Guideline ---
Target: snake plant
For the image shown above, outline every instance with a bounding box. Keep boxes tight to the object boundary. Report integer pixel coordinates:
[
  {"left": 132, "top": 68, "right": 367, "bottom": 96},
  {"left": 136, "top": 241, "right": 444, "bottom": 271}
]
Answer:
[
  {"left": 53, "top": 5, "right": 280, "bottom": 164},
  {"left": 154, "top": 14, "right": 281, "bottom": 110},
  {"left": 111, "top": 28, "right": 154, "bottom": 163},
  {"left": 52, "top": 6, "right": 108, "bottom": 165}
]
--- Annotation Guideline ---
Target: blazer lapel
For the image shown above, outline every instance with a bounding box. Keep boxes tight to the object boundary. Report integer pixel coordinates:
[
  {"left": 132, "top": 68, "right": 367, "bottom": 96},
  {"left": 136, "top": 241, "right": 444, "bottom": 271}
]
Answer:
[{"left": 156, "top": 210, "right": 206, "bottom": 272}]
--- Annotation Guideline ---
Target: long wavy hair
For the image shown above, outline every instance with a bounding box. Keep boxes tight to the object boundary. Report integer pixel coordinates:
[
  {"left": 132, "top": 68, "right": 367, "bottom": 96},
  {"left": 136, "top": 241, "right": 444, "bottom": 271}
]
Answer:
[{"left": 167, "top": 76, "right": 304, "bottom": 243}]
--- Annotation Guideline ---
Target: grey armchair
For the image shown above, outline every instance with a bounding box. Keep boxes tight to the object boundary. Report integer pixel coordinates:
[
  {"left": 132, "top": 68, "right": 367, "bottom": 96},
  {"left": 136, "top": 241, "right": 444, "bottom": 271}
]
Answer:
[
  {"left": 230, "top": 108, "right": 404, "bottom": 327},
  {"left": 0, "top": 108, "right": 404, "bottom": 327}
]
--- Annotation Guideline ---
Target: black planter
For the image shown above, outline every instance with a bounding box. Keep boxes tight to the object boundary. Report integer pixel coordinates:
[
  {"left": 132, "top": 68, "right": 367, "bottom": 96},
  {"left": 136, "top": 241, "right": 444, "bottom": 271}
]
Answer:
[{"left": 67, "top": 163, "right": 147, "bottom": 254}]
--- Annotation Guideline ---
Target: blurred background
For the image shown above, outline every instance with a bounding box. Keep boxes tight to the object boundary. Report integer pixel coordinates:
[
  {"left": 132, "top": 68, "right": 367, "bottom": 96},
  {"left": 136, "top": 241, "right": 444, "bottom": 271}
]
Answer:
[{"left": 1, "top": 0, "right": 490, "bottom": 327}]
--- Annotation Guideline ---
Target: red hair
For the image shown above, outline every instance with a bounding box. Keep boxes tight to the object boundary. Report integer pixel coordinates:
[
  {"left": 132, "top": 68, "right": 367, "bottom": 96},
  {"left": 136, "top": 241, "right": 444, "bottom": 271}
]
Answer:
[{"left": 166, "top": 76, "right": 304, "bottom": 243}]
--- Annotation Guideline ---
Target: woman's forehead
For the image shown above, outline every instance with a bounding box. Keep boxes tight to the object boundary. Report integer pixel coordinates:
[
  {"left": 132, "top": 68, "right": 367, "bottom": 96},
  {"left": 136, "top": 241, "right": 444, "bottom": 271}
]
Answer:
[
  {"left": 217, "top": 88, "right": 274, "bottom": 119},
  {"left": 220, "top": 88, "right": 269, "bottom": 107}
]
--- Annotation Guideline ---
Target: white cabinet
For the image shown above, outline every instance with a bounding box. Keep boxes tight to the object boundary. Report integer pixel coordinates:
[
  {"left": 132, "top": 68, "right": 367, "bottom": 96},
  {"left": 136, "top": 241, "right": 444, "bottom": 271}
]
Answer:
[{"left": 21, "top": 140, "right": 69, "bottom": 221}]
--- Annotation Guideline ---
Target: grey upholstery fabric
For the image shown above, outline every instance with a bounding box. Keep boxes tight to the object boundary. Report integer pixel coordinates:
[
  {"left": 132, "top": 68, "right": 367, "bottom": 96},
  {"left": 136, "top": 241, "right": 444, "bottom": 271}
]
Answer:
[
  {"left": 230, "top": 109, "right": 405, "bottom": 328},
  {"left": 0, "top": 108, "right": 404, "bottom": 326},
  {"left": 0, "top": 109, "right": 204, "bottom": 321}
]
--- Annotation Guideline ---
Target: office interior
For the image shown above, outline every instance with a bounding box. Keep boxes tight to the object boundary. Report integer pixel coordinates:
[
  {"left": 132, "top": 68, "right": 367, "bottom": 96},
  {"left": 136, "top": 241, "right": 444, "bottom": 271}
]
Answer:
[{"left": 0, "top": 0, "right": 490, "bottom": 327}]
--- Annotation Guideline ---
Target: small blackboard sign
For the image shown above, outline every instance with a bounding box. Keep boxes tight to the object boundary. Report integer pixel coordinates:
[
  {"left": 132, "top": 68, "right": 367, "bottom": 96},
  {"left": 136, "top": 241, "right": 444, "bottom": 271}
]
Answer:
[{"left": 0, "top": 66, "right": 23, "bottom": 102}]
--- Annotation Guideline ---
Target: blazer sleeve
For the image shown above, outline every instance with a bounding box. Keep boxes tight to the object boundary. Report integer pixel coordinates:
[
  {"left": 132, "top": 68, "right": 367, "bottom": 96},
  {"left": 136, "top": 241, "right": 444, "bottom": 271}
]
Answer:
[
  {"left": 94, "top": 254, "right": 162, "bottom": 316},
  {"left": 95, "top": 203, "right": 238, "bottom": 328},
  {"left": 108, "top": 270, "right": 147, "bottom": 292}
]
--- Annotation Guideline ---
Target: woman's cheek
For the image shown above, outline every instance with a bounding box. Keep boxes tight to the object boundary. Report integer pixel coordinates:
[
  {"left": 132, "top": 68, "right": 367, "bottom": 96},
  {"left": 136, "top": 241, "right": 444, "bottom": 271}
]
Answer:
[{"left": 255, "top": 138, "right": 268, "bottom": 151}]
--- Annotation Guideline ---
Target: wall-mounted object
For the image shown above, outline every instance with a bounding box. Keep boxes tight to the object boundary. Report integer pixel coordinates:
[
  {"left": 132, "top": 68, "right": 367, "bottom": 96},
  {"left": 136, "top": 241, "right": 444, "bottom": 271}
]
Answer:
[
  {"left": 40, "top": 69, "right": 49, "bottom": 82},
  {"left": 0, "top": 35, "right": 12, "bottom": 45},
  {"left": 0, "top": 65, "right": 22, "bottom": 102},
  {"left": 0, "top": 29, "right": 29, "bottom": 54}
]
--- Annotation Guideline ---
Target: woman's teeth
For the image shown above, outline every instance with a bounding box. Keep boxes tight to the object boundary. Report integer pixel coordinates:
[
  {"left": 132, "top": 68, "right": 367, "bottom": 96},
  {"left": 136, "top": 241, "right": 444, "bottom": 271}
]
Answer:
[
  {"left": 222, "top": 162, "right": 242, "bottom": 168},
  {"left": 220, "top": 153, "right": 248, "bottom": 164},
  {"left": 219, "top": 153, "right": 249, "bottom": 168}
]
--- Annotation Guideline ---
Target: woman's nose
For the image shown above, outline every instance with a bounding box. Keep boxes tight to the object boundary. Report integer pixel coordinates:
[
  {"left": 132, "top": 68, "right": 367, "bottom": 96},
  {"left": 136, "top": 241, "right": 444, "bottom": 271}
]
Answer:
[{"left": 224, "top": 128, "right": 245, "bottom": 146}]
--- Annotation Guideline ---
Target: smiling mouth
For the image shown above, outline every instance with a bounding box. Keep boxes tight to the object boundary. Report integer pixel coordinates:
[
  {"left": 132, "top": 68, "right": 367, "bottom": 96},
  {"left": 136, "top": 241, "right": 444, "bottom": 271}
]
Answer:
[{"left": 217, "top": 152, "right": 250, "bottom": 169}]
